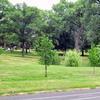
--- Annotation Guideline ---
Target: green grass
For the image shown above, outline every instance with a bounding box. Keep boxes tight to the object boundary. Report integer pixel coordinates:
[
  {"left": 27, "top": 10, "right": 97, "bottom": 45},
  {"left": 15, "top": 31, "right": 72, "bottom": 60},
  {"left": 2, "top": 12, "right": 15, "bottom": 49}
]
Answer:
[{"left": 0, "top": 52, "right": 100, "bottom": 96}]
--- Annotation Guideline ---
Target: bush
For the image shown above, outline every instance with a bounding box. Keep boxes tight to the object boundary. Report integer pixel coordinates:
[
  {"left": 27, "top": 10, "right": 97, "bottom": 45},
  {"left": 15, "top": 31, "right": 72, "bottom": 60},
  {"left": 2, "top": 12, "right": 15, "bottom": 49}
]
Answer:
[
  {"left": 89, "top": 47, "right": 100, "bottom": 66},
  {"left": 65, "top": 50, "right": 81, "bottom": 67},
  {"left": 51, "top": 50, "right": 60, "bottom": 65},
  {"left": 0, "top": 48, "right": 4, "bottom": 55}
]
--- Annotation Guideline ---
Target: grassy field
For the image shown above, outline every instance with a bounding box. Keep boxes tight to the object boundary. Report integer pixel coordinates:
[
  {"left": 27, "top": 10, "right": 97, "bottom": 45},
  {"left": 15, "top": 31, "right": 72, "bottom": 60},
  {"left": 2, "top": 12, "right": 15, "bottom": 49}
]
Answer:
[{"left": 0, "top": 51, "right": 100, "bottom": 96}]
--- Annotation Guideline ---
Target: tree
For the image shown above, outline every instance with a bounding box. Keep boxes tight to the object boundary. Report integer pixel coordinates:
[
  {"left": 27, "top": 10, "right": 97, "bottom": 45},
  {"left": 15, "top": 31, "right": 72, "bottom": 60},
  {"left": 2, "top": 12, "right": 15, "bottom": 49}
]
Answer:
[
  {"left": 52, "top": 0, "right": 92, "bottom": 54},
  {"left": 82, "top": 0, "right": 100, "bottom": 46},
  {"left": 9, "top": 3, "right": 39, "bottom": 56},
  {"left": 0, "top": 0, "right": 14, "bottom": 49},
  {"left": 35, "top": 35, "right": 54, "bottom": 77},
  {"left": 52, "top": 0, "right": 75, "bottom": 50}
]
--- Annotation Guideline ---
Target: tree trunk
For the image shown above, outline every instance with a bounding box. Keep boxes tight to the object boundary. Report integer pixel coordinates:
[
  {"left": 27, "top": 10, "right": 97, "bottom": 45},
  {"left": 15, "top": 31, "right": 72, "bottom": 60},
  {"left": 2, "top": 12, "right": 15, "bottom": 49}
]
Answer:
[
  {"left": 25, "top": 48, "right": 28, "bottom": 54},
  {"left": 45, "top": 64, "right": 47, "bottom": 77},
  {"left": 4, "top": 42, "right": 6, "bottom": 50},
  {"left": 22, "top": 41, "right": 25, "bottom": 57},
  {"left": 74, "top": 26, "right": 84, "bottom": 52},
  {"left": 74, "top": 31, "right": 80, "bottom": 51},
  {"left": 81, "top": 49, "right": 84, "bottom": 56}
]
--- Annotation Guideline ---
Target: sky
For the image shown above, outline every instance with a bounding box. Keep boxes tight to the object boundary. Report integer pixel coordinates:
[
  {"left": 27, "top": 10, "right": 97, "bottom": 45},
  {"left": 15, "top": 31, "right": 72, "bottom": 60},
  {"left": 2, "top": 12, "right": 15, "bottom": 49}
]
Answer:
[{"left": 9, "top": 0, "right": 77, "bottom": 10}]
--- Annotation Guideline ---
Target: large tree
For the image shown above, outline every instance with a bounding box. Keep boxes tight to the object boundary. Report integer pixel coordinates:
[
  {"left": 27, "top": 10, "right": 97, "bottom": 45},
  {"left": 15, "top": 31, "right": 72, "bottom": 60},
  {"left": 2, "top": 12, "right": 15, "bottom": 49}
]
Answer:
[
  {"left": 9, "top": 3, "right": 39, "bottom": 56},
  {"left": 0, "top": 0, "right": 14, "bottom": 48},
  {"left": 83, "top": 0, "right": 100, "bottom": 45},
  {"left": 51, "top": 0, "right": 75, "bottom": 50},
  {"left": 51, "top": 0, "right": 93, "bottom": 54}
]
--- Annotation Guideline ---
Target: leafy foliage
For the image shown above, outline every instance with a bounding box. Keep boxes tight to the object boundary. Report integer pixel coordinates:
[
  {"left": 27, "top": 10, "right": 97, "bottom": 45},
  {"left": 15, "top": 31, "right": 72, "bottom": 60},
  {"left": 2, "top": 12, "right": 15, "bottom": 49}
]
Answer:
[
  {"left": 0, "top": 48, "right": 4, "bottom": 55},
  {"left": 65, "top": 50, "right": 81, "bottom": 67},
  {"left": 89, "top": 47, "right": 100, "bottom": 66},
  {"left": 35, "top": 35, "right": 55, "bottom": 77},
  {"left": 35, "top": 36, "right": 60, "bottom": 65},
  {"left": 50, "top": 50, "right": 60, "bottom": 65},
  {"left": 35, "top": 35, "right": 54, "bottom": 65},
  {"left": 0, "top": 0, "right": 100, "bottom": 56}
]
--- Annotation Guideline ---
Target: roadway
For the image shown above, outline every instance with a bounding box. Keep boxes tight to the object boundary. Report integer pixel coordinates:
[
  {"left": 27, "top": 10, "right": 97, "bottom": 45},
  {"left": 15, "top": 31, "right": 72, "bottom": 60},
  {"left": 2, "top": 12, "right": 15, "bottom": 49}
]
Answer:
[{"left": 0, "top": 88, "right": 100, "bottom": 100}]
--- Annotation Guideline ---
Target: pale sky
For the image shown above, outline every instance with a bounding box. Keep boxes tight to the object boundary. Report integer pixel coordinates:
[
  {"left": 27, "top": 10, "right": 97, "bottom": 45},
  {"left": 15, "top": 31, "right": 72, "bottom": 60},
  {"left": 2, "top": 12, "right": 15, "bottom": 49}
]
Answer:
[{"left": 9, "top": 0, "right": 77, "bottom": 10}]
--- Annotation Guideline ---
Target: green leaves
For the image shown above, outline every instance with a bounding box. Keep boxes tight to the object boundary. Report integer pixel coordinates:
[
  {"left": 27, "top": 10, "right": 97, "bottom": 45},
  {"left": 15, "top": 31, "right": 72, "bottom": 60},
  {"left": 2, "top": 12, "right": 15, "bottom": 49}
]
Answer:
[
  {"left": 65, "top": 50, "right": 81, "bottom": 67},
  {"left": 89, "top": 47, "right": 100, "bottom": 66},
  {"left": 35, "top": 35, "right": 54, "bottom": 65},
  {"left": 0, "top": 48, "right": 4, "bottom": 55},
  {"left": 82, "top": 0, "right": 100, "bottom": 45}
]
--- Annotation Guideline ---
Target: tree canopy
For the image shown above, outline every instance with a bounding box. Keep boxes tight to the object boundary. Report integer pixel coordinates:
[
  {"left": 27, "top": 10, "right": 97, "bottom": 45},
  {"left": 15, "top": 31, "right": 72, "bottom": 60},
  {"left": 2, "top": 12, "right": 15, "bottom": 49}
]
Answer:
[{"left": 0, "top": 0, "right": 100, "bottom": 55}]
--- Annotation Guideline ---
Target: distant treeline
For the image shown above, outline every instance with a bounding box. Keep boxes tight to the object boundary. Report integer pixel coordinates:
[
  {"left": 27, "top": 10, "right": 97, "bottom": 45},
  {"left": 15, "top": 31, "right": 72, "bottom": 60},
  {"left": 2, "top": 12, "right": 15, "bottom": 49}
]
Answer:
[{"left": 0, "top": 0, "right": 100, "bottom": 56}]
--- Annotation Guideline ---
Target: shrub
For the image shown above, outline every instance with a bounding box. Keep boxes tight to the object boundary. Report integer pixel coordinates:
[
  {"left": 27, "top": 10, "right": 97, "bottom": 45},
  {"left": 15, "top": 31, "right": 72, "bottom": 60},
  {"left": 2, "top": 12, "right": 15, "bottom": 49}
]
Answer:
[
  {"left": 0, "top": 48, "right": 4, "bottom": 55},
  {"left": 51, "top": 50, "right": 60, "bottom": 65},
  {"left": 65, "top": 50, "right": 81, "bottom": 67},
  {"left": 89, "top": 47, "right": 100, "bottom": 66}
]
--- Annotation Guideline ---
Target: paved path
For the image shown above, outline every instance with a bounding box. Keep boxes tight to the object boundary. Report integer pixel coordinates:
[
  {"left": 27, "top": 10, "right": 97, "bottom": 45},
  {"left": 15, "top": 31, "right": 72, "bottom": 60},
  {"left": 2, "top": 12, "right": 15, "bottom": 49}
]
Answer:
[{"left": 1, "top": 88, "right": 100, "bottom": 100}]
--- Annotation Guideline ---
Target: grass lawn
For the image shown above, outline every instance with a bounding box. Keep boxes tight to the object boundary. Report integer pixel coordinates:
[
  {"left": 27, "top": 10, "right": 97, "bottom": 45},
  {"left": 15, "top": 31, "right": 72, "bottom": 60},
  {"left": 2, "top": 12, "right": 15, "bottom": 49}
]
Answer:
[{"left": 0, "top": 52, "right": 100, "bottom": 96}]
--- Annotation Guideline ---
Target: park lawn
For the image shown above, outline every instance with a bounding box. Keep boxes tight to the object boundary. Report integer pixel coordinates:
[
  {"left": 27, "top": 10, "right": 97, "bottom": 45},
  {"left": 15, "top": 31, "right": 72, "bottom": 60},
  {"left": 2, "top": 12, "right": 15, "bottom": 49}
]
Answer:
[{"left": 0, "top": 53, "right": 100, "bottom": 95}]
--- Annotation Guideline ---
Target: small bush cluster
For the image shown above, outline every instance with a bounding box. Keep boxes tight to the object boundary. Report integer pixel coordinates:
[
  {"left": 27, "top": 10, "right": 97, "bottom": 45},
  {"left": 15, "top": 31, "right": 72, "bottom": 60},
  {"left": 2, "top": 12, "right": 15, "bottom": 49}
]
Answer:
[
  {"left": 65, "top": 50, "right": 81, "bottom": 67},
  {"left": 89, "top": 47, "right": 100, "bottom": 66}
]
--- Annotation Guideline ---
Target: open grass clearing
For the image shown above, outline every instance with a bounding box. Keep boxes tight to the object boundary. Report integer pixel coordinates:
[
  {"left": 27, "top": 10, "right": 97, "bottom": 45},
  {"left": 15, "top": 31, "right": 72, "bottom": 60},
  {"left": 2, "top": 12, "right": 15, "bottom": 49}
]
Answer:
[{"left": 0, "top": 53, "right": 100, "bottom": 96}]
